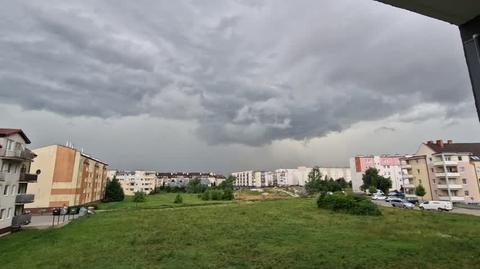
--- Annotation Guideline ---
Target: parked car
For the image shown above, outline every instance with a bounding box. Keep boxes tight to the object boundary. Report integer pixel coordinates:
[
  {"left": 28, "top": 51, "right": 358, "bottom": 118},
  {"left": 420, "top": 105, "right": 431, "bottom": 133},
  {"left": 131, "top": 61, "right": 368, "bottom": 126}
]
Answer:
[
  {"left": 419, "top": 201, "right": 453, "bottom": 211},
  {"left": 372, "top": 193, "right": 386, "bottom": 200},
  {"left": 52, "top": 208, "right": 61, "bottom": 215},
  {"left": 389, "top": 198, "right": 415, "bottom": 209}
]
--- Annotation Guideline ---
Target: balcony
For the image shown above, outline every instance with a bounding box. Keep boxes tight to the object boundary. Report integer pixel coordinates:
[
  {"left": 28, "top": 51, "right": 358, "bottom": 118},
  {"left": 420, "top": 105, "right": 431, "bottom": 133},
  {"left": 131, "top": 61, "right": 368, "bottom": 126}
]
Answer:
[
  {"left": 437, "top": 184, "right": 463, "bottom": 190},
  {"left": 0, "top": 148, "right": 35, "bottom": 161},
  {"left": 435, "top": 172, "right": 460, "bottom": 178},
  {"left": 15, "top": 193, "right": 35, "bottom": 204},
  {"left": 11, "top": 213, "right": 32, "bottom": 227},
  {"left": 403, "top": 184, "right": 415, "bottom": 189},
  {"left": 402, "top": 164, "right": 412, "bottom": 169},
  {"left": 0, "top": 172, "right": 4, "bottom": 181},
  {"left": 439, "top": 196, "right": 465, "bottom": 202},
  {"left": 19, "top": 172, "right": 38, "bottom": 183},
  {"left": 433, "top": 160, "right": 458, "bottom": 167}
]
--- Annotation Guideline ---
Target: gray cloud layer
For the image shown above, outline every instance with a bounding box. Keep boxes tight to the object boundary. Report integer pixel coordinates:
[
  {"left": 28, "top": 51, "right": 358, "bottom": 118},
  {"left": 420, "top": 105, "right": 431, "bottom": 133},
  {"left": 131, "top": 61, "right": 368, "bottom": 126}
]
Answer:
[{"left": 0, "top": 0, "right": 474, "bottom": 146}]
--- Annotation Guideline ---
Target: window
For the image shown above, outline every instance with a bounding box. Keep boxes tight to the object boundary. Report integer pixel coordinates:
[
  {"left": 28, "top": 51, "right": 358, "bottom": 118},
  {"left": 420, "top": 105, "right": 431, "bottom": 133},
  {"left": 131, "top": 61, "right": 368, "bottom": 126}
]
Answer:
[
  {"left": 459, "top": 156, "right": 463, "bottom": 161},
  {"left": 3, "top": 185, "right": 9, "bottom": 195},
  {"left": 417, "top": 169, "right": 420, "bottom": 174},
  {"left": 431, "top": 168, "right": 434, "bottom": 172},
  {"left": 0, "top": 209, "right": 4, "bottom": 219},
  {"left": 462, "top": 178, "right": 467, "bottom": 184},
  {"left": 433, "top": 179, "right": 436, "bottom": 184},
  {"left": 465, "top": 190, "right": 470, "bottom": 196},
  {"left": 7, "top": 208, "right": 12, "bottom": 219},
  {"left": 11, "top": 185, "right": 16, "bottom": 195}
]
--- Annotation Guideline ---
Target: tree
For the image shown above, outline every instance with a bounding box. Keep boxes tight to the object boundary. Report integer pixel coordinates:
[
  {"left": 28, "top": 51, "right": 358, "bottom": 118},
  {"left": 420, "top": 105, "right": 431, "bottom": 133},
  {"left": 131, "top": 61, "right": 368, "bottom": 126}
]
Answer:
[
  {"left": 104, "top": 176, "right": 125, "bottom": 202},
  {"left": 218, "top": 176, "right": 235, "bottom": 190},
  {"left": 186, "top": 178, "right": 208, "bottom": 193},
  {"left": 133, "top": 191, "right": 147, "bottom": 203},
  {"left": 305, "top": 167, "right": 324, "bottom": 194},
  {"left": 415, "top": 184, "right": 426, "bottom": 201},
  {"left": 361, "top": 168, "right": 392, "bottom": 194},
  {"left": 368, "top": 185, "right": 377, "bottom": 194}
]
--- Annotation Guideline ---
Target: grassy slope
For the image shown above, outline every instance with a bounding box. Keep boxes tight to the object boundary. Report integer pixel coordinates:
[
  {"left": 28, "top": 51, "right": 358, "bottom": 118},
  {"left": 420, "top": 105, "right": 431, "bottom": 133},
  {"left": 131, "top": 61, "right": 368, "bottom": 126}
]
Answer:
[
  {"left": 97, "top": 193, "right": 232, "bottom": 210},
  {"left": 1, "top": 198, "right": 479, "bottom": 269}
]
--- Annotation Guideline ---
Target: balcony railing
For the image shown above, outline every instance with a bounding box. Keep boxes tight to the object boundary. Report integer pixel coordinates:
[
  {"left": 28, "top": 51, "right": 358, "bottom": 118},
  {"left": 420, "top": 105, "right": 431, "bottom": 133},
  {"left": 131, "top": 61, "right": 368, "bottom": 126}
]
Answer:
[
  {"left": 435, "top": 172, "right": 460, "bottom": 178},
  {"left": 403, "top": 184, "right": 415, "bottom": 189},
  {"left": 437, "top": 184, "right": 463, "bottom": 190},
  {"left": 19, "top": 172, "right": 38, "bottom": 183},
  {"left": 0, "top": 172, "right": 4, "bottom": 181},
  {"left": 11, "top": 213, "right": 32, "bottom": 227},
  {"left": 16, "top": 193, "right": 35, "bottom": 204},
  {"left": 439, "top": 196, "right": 465, "bottom": 202},
  {"left": 0, "top": 148, "right": 35, "bottom": 161},
  {"left": 433, "top": 160, "right": 458, "bottom": 166}
]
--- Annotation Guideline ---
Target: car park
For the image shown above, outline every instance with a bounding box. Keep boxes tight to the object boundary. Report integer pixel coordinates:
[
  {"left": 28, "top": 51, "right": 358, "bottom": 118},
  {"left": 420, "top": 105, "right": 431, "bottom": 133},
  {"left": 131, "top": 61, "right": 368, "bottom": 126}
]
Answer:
[{"left": 419, "top": 201, "right": 453, "bottom": 211}]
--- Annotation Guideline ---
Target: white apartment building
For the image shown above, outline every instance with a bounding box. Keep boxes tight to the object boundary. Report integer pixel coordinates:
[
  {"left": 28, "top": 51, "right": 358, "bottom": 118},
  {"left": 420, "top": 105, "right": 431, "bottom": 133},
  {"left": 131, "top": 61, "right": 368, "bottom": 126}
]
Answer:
[
  {"left": 156, "top": 172, "right": 225, "bottom": 188},
  {"left": 109, "top": 170, "right": 157, "bottom": 195},
  {"left": 0, "top": 129, "right": 37, "bottom": 235},
  {"left": 232, "top": 171, "right": 254, "bottom": 187},
  {"left": 350, "top": 155, "right": 405, "bottom": 193}
]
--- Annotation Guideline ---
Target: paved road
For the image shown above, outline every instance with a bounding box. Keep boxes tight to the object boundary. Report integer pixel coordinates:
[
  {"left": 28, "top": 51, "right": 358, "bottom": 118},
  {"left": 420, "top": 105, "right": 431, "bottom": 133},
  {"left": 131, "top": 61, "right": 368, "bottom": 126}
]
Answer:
[{"left": 373, "top": 200, "right": 480, "bottom": 217}]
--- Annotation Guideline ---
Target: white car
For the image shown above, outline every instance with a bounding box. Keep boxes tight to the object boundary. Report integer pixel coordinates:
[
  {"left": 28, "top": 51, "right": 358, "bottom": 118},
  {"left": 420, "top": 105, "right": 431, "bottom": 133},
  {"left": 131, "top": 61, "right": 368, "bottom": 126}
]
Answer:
[
  {"left": 372, "top": 193, "right": 386, "bottom": 200},
  {"left": 419, "top": 201, "right": 453, "bottom": 211},
  {"left": 389, "top": 198, "right": 415, "bottom": 209}
]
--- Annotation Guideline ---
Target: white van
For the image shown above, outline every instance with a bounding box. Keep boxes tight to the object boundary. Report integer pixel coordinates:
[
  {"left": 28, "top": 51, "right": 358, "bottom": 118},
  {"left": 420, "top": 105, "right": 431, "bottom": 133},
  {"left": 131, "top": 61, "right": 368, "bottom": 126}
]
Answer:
[{"left": 419, "top": 201, "right": 453, "bottom": 211}]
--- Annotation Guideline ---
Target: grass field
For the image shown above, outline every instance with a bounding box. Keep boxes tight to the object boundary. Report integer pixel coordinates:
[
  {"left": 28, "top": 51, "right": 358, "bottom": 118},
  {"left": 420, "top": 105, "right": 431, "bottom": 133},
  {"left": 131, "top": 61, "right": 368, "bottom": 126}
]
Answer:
[
  {"left": 1, "top": 196, "right": 479, "bottom": 269},
  {"left": 97, "top": 193, "right": 232, "bottom": 210}
]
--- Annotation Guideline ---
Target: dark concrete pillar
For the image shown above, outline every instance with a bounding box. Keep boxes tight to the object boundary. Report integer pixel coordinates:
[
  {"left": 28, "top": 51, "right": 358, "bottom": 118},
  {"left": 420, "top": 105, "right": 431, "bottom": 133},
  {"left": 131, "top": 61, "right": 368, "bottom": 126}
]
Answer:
[{"left": 460, "top": 16, "right": 480, "bottom": 120}]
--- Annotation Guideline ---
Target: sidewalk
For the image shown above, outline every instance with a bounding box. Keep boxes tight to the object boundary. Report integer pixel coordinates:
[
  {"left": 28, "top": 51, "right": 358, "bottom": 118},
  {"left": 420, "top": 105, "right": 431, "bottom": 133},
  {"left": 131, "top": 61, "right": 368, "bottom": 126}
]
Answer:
[{"left": 25, "top": 214, "right": 79, "bottom": 229}]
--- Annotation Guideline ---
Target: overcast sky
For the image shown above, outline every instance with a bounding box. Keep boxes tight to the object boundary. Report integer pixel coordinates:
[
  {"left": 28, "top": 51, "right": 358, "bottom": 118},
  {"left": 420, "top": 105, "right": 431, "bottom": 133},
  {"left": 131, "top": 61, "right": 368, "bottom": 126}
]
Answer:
[{"left": 1, "top": 0, "right": 479, "bottom": 174}]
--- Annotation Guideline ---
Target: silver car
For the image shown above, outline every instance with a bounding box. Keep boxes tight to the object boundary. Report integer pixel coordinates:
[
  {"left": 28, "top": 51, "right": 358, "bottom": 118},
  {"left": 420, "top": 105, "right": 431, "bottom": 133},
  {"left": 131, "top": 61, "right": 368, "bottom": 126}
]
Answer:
[{"left": 389, "top": 198, "right": 415, "bottom": 209}]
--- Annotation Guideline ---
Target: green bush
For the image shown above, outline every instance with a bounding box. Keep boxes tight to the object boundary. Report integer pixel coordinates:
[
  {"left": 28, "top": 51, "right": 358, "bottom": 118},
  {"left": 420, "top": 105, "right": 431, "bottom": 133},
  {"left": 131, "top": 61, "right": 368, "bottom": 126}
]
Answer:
[
  {"left": 174, "top": 194, "right": 183, "bottom": 204},
  {"left": 186, "top": 178, "right": 209, "bottom": 193},
  {"left": 133, "top": 192, "right": 147, "bottom": 203},
  {"left": 103, "top": 177, "right": 125, "bottom": 202},
  {"left": 210, "top": 190, "right": 224, "bottom": 200},
  {"left": 317, "top": 192, "right": 381, "bottom": 216},
  {"left": 201, "top": 191, "right": 211, "bottom": 201},
  {"left": 222, "top": 189, "right": 234, "bottom": 200}
]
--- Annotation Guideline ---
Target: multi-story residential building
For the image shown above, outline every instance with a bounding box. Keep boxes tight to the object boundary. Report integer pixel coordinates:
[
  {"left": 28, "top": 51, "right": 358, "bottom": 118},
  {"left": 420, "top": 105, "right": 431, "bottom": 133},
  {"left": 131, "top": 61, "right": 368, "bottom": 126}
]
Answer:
[
  {"left": 400, "top": 156, "right": 434, "bottom": 201},
  {"left": 350, "top": 155, "right": 405, "bottom": 192},
  {"left": 156, "top": 172, "right": 225, "bottom": 188},
  {"left": 232, "top": 171, "right": 254, "bottom": 187},
  {"left": 109, "top": 170, "right": 157, "bottom": 195},
  {"left": 0, "top": 129, "right": 37, "bottom": 235},
  {"left": 27, "top": 144, "right": 108, "bottom": 213},
  {"left": 233, "top": 167, "right": 351, "bottom": 188},
  {"left": 406, "top": 140, "right": 480, "bottom": 204}
]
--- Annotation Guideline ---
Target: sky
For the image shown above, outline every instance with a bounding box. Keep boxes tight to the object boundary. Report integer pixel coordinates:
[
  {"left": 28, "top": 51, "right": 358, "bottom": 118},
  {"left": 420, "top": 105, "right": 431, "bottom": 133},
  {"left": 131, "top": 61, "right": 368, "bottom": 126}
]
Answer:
[{"left": 1, "top": 0, "right": 479, "bottom": 174}]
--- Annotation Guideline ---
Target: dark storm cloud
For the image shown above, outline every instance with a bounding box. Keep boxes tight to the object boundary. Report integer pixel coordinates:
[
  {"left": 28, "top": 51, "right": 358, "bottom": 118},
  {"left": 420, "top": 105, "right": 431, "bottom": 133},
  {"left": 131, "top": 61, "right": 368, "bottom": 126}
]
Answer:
[{"left": 0, "top": 0, "right": 473, "bottom": 146}]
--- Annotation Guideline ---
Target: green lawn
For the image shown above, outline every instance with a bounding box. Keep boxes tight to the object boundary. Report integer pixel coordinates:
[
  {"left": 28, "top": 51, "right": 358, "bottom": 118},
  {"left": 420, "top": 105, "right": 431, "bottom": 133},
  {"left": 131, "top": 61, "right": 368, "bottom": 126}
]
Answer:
[
  {"left": 1, "top": 197, "right": 479, "bottom": 269},
  {"left": 97, "top": 193, "right": 232, "bottom": 210}
]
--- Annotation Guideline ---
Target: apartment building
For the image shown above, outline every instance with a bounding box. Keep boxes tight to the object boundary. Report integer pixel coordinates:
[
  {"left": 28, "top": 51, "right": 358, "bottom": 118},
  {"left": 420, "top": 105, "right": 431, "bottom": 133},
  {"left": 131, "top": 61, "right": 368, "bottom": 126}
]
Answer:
[
  {"left": 27, "top": 145, "right": 108, "bottom": 212},
  {"left": 232, "top": 171, "right": 254, "bottom": 187},
  {"left": 109, "top": 170, "right": 157, "bottom": 195},
  {"left": 350, "top": 155, "right": 405, "bottom": 192},
  {"left": 0, "top": 129, "right": 37, "bottom": 234},
  {"left": 400, "top": 156, "right": 434, "bottom": 201},
  {"left": 404, "top": 140, "right": 480, "bottom": 204},
  {"left": 156, "top": 172, "right": 225, "bottom": 188}
]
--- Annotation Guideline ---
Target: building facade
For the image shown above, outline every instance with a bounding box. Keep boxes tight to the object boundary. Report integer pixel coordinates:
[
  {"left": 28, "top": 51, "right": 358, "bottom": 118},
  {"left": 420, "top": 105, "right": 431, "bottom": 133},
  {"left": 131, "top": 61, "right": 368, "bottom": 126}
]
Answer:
[
  {"left": 405, "top": 140, "right": 480, "bottom": 204},
  {"left": 27, "top": 145, "right": 108, "bottom": 212},
  {"left": 350, "top": 155, "right": 404, "bottom": 193},
  {"left": 0, "top": 129, "right": 37, "bottom": 234},
  {"left": 156, "top": 172, "right": 225, "bottom": 188},
  {"left": 109, "top": 170, "right": 157, "bottom": 195},
  {"left": 400, "top": 155, "right": 434, "bottom": 201}
]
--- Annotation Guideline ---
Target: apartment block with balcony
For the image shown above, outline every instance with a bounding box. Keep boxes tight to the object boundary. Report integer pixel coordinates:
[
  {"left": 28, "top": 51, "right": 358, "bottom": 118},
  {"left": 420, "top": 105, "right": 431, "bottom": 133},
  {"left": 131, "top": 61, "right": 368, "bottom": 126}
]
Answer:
[
  {"left": 350, "top": 155, "right": 405, "bottom": 193},
  {"left": 416, "top": 140, "right": 480, "bottom": 204},
  {"left": 0, "top": 129, "right": 37, "bottom": 235},
  {"left": 109, "top": 170, "right": 157, "bottom": 195},
  {"left": 156, "top": 172, "right": 225, "bottom": 188},
  {"left": 400, "top": 156, "right": 433, "bottom": 201},
  {"left": 232, "top": 171, "right": 254, "bottom": 187},
  {"left": 26, "top": 144, "right": 108, "bottom": 213}
]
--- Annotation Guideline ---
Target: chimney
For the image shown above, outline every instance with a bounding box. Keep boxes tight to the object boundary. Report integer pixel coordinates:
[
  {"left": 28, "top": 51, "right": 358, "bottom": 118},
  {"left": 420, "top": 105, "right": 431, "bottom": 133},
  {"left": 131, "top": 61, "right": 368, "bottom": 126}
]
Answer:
[
  {"left": 447, "top": 139, "right": 453, "bottom": 144},
  {"left": 436, "top": 140, "right": 444, "bottom": 148},
  {"left": 427, "top": 140, "right": 434, "bottom": 145}
]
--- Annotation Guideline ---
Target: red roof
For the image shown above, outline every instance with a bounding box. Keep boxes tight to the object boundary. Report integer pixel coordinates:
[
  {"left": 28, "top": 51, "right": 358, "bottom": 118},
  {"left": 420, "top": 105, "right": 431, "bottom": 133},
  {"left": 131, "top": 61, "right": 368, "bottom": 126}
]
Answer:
[
  {"left": 0, "top": 128, "right": 31, "bottom": 144},
  {"left": 425, "top": 141, "right": 480, "bottom": 155}
]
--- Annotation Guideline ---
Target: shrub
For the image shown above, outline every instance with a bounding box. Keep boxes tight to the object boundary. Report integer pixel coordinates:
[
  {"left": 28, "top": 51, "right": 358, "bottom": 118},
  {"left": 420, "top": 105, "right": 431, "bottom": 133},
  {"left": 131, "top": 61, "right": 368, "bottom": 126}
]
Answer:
[
  {"left": 222, "top": 189, "right": 234, "bottom": 200},
  {"left": 186, "top": 178, "right": 209, "bottom": 193},
  {"left": 317, "top": 192, "right": 381, "bottom": 216},
  {"left": 133, "top": 192, "right": 147, "bottom": 203},
  {"left": 174, "top": 194, "right": 183, "bottom": 204},
  {"left": 201, "top": 191, "right": 211, "bottom": 201},
  {"left": 210, "top": 190, "right": 224, "bottom": 200}
]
